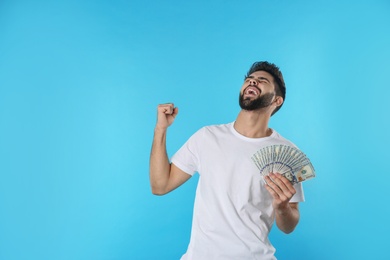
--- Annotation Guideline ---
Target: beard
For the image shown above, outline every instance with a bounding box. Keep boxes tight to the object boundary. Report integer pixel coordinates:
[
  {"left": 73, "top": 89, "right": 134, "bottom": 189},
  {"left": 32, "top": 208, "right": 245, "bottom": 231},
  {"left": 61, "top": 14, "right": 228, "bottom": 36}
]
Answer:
[{"left": 239, "top": 92, "right": 275, "bottom": 111}]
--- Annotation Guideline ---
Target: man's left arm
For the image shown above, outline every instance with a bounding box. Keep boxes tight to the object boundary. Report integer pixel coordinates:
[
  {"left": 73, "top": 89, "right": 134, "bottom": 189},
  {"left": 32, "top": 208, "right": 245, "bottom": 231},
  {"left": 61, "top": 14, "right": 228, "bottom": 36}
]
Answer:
[{"left": 264, "top": 173, "right": 300, "bottom": 234}]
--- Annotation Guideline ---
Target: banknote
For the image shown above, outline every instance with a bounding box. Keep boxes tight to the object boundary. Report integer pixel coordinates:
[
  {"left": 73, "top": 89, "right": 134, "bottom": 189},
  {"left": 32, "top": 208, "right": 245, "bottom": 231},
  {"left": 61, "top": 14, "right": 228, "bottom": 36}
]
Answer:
[{"left": 251, "top": 144, "right": 316, "bottom": 184}]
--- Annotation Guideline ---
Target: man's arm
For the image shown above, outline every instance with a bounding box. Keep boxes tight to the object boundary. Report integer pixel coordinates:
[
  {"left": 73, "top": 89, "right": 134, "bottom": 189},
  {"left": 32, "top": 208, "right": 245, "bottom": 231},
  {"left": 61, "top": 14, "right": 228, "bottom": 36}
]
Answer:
[
  {"left": 264, "top": 173, "right": 300, "bottom": 234},
  {"left": 149, "top": 103, "right": 191, "bottom": 195}
]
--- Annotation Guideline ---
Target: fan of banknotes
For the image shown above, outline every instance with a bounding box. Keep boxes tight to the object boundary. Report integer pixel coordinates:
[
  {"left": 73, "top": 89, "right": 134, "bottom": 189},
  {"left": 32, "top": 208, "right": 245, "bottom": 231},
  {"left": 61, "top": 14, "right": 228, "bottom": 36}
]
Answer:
[{"left": 251, "top": 144, "right": 316, "bottom": 184}]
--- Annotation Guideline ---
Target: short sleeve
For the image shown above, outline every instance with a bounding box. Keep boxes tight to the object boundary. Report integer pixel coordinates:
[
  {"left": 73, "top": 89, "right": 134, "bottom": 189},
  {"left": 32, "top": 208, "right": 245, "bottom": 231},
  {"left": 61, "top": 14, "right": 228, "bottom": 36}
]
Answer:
[
  {"left": 171, "top": 128, "right": 203, "bottom": 176},
  {"left": 290, "top": 182, "right": 305, "bottom": 202}
]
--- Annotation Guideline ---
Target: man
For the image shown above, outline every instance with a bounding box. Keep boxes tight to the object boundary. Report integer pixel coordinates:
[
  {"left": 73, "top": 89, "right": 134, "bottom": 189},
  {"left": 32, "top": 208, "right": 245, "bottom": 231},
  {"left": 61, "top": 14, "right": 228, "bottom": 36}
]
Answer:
[{"left": 149, "top": 61, "right": 304, "bottom": 259}]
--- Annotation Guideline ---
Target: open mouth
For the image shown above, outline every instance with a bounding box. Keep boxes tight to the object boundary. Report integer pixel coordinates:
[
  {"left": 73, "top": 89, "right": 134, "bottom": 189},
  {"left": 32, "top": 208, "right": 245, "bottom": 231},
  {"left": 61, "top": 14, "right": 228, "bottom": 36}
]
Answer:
[{"left": 244, "top": 86, "right": 261, "bottom": 97}]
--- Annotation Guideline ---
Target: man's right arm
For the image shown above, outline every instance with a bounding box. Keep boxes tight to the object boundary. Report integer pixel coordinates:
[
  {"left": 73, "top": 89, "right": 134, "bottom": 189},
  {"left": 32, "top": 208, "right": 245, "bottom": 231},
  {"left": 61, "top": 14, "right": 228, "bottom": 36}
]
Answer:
[{"left": 149, "top": 103, "right": 191, "bottom": 195}]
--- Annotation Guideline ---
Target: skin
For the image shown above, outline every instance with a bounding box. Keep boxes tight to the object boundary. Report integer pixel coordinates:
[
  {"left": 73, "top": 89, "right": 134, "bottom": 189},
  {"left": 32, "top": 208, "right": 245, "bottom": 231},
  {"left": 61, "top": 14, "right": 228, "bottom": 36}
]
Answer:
[
  {"left": 149, "top": 70, "right": 300, "bottom": 234},
  {"left": 149, "top": 104, "right": 191, "bottom": 195}
]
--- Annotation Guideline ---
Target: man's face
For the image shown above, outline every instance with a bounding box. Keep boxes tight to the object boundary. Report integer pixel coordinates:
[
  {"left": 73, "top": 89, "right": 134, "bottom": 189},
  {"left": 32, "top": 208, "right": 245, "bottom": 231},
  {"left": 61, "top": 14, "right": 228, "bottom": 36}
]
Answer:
[{"left": 239, "top": 70, "right": 276, "bottom": 111}]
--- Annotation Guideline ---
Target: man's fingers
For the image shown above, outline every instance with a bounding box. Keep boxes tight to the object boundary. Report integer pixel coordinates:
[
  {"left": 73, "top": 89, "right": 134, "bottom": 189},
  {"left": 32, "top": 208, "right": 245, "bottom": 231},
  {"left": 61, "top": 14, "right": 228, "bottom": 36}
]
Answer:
[
  {"left": 172, "top": 107, "right": 179, "bottom": 116},
  {"left": 159, "top": 103, "right": 173, "bottom": 114},
  {"left": 155, "top": 103, "right": 179, "bottom": 130},
  {"left": 264, "top": 175, "right": 283, "bottom": 194},
  {"left": 158, "top": 103, "right": 177, "bottom": 115},
  {"left": 265, "top": 173, "right": 296, "bottom": 200},
  {"left": 271, "top": 173, "right": 296, "bottom": 195},
  {"left": 264, "top": 183, "right": 278, "bottom": 198},
  {"left": 163, "top": 105, "right": 173, "bottom": 115}
]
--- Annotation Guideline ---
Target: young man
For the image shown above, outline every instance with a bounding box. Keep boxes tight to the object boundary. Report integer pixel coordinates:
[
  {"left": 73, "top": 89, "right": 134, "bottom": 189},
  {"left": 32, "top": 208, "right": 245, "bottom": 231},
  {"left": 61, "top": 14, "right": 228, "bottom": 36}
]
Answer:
[{"left": 149, "top": 61, "right": 304, "bottom": 259}]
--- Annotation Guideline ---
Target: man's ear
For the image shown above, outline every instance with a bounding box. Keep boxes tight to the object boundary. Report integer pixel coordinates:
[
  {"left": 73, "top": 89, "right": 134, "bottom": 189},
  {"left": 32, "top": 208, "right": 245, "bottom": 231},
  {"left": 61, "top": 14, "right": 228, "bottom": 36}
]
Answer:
[{"left": 274, "top": 96, "right": 284, "bottom": 107}]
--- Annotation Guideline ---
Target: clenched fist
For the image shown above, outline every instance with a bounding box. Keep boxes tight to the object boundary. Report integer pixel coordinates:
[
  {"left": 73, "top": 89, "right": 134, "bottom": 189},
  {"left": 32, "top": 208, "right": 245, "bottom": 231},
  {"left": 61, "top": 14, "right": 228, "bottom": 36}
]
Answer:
[{"left": 155, "top": 103, "right": 179, "bottom": 131}]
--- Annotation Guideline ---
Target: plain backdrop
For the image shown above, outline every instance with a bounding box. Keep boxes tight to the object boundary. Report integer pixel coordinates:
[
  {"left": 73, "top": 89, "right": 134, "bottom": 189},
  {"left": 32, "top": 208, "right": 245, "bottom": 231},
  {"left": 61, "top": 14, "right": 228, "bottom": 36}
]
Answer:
[{"left": 1, "top": 0, "right": 389, "bottom": 259}]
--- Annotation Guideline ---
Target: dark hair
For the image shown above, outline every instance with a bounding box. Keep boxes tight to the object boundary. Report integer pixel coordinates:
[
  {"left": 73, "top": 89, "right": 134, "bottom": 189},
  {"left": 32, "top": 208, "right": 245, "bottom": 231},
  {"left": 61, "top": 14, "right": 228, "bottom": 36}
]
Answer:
[{"left": 245, "top": 61, "right": 286, "bottom": 116}]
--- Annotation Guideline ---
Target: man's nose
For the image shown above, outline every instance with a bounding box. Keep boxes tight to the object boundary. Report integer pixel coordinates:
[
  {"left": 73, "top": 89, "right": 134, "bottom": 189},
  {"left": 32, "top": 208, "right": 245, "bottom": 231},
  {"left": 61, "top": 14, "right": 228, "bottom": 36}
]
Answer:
[{"left": 249, "top": 79, "right": 257, "bottom": 85}]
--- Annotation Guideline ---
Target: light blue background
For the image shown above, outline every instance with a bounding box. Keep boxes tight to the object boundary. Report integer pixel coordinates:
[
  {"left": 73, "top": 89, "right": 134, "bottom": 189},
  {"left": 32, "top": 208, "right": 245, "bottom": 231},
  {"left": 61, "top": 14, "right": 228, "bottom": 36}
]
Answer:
[{"left": 1, "top": 0, "right": 389, "bottom": 259}]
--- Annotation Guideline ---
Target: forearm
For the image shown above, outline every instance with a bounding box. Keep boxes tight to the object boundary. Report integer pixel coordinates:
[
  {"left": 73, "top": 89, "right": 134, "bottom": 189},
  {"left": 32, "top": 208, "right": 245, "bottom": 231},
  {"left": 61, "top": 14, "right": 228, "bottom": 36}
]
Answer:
[
  {"left": 149, "top": 127, "right": 171, "bottom": 195},
  {"left": 275, "top": 203, "right": 300, "bottom": 234}
]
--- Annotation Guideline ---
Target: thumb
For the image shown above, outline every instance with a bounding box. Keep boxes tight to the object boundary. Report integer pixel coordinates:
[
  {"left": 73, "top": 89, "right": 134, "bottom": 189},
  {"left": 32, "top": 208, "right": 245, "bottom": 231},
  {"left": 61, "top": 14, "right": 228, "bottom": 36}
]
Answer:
[{"left": 172, "top": 107, "right": 179, "bottom": 117}]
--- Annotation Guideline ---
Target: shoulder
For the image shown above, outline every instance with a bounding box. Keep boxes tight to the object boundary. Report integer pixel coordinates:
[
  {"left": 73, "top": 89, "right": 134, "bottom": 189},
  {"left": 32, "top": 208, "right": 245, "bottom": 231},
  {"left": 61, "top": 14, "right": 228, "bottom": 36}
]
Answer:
[
  {"left": 270, "top": 129, "right": 298, "bottom": 148},
  {"left": 203, "top": 122, "right": 233, "bottom": 132},
  {"left": 190, "top": 122, "right": 233, "bottom": 140},
  {"left": 201, "top": 122, "right": 235, "bottom": 138}
]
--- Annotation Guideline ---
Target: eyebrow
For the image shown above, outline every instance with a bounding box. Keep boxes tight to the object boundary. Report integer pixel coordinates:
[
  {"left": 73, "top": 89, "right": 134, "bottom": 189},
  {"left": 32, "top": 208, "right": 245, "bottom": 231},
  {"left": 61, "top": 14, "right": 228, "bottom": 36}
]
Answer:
[{"left": 246, "top": 75, "right": 271, "bottom": 83}]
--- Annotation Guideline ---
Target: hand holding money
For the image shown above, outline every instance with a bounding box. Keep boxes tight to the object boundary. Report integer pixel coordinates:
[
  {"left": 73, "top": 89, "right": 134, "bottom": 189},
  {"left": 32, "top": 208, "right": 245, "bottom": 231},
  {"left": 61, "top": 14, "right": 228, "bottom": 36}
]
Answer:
[{"left": 264, "top": 173, "right": 296, "bottom": 208}]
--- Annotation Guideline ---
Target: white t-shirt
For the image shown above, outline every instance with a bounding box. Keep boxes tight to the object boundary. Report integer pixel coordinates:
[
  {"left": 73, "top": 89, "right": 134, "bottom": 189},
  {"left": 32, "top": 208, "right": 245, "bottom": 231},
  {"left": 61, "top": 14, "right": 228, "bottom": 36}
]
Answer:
[{"left": 171, "top": 122, "right": 305, "bottom": 260}]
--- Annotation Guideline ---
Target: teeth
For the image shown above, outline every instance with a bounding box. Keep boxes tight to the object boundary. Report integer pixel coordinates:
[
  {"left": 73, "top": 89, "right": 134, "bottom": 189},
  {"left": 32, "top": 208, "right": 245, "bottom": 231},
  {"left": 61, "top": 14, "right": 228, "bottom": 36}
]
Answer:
[{"left": 245, "top": 88, "right": 258, "bottom": 95}]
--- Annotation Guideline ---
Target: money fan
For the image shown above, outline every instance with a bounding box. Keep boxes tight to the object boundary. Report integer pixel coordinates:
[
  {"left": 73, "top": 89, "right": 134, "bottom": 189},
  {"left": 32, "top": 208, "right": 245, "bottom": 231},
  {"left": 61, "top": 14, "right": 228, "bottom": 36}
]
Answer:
[{"left": 251, "top": 144, "right": 316, "bottom": 184}]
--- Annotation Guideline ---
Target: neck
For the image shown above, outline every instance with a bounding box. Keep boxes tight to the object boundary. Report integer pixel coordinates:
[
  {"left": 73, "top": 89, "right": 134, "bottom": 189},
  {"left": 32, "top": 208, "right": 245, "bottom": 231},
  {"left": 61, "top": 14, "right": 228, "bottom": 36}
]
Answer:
[{"left": 234, "top": 109, "right": 272, "bottom": 138}]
